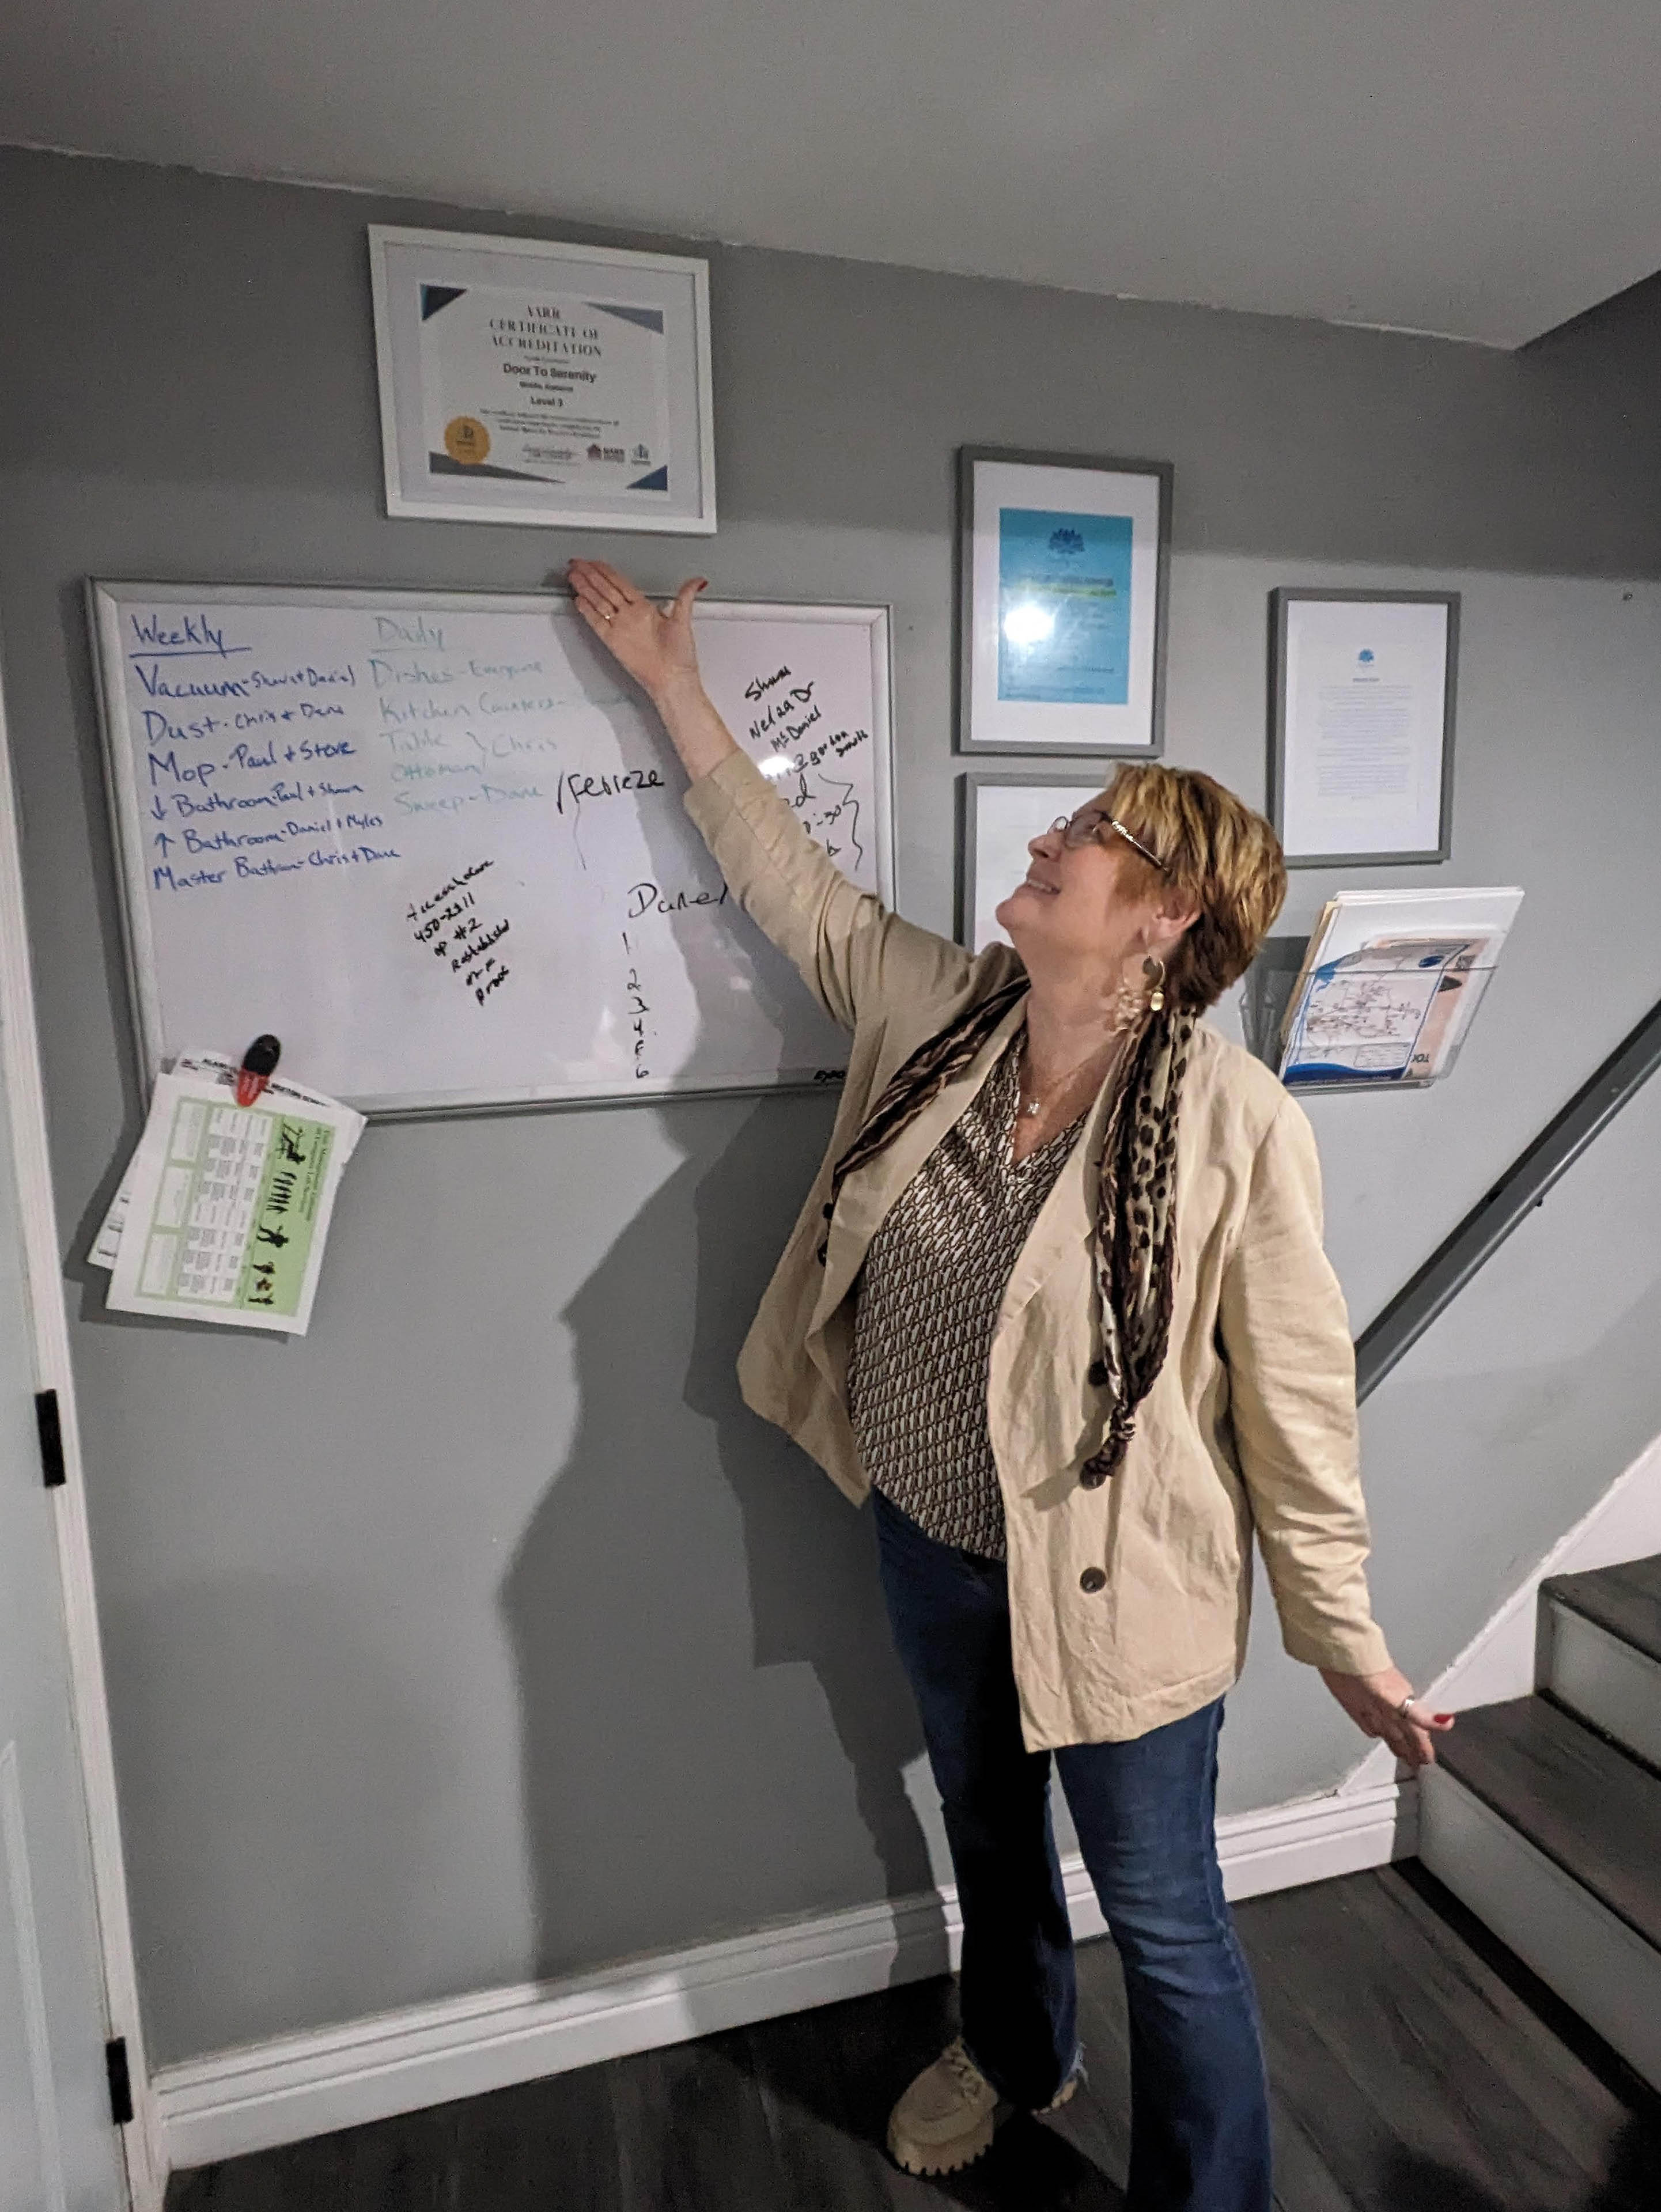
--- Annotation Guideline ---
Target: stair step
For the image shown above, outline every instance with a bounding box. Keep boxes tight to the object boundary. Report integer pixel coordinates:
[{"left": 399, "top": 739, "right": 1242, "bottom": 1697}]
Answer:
[
  {"left": 1543, "top": 1552, "right": 1661, "bottom": 1665},
  {"left": 1544, "top": 1595, "right": 1661, "bottom": 1772},
  {"left": 1435, "top": 1695, "right": 1661, "bottom": 1950},
  {"left": 1421, "top": 1759, "right": 1661, "bottom": 2092}
]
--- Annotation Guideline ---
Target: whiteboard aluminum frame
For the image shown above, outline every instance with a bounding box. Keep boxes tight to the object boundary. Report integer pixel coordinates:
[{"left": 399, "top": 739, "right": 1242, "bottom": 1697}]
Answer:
[
  {"left": 88, "top": 581, "right": 894, "bottom": 1119},
  {"left": 368, "top": 225, "right": 717, "bottom": 535}
]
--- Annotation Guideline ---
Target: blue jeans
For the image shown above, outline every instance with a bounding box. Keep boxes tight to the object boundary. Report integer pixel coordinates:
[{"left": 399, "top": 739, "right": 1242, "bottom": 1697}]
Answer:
[{"left": 872, "top": 1489, "right": 1272, "bottom": 2212}]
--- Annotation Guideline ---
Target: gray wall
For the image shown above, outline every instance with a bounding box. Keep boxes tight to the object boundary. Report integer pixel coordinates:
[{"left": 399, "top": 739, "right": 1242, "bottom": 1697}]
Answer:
[{"left": 2, "top": 147, "right": 1659, "bottom": 2069}]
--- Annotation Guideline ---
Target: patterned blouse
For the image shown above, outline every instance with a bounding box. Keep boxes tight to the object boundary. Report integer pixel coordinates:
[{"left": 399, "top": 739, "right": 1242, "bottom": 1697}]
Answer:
[{"left": 847, "top": 1035, "right": 1087, "bottom": 1559}]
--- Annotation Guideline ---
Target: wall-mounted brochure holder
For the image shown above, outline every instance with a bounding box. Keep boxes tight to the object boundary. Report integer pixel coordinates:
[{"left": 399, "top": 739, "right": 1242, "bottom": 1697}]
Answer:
[{"left": 1279, "top": 887, "right": 1523, "bottom": 1093}]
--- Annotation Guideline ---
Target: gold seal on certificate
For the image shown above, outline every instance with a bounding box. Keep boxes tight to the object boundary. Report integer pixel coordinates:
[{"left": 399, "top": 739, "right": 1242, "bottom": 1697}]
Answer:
[
  {"left": 369, "top": 227, "right": 717, "bottom": 534},
  {"left": 443, "top": 416, "right": 490, "bottom": 465}
]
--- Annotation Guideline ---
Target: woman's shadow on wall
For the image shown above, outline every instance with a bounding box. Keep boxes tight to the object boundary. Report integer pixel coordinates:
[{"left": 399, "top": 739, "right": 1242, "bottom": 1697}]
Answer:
[{"left": 501, "top": 1090, "right": 941, "bottom": 1997}]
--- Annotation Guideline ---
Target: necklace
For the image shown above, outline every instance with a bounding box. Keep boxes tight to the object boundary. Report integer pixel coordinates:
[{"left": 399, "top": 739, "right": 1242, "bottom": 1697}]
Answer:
[{"left": 1018, "top": 1026, "right": 1126, "bottom": 1121}]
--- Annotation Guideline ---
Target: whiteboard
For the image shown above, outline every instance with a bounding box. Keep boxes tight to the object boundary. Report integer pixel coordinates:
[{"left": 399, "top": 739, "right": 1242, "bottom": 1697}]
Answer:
[{"left": 90, "top": 584, "right": 894, "bottom": 1115}]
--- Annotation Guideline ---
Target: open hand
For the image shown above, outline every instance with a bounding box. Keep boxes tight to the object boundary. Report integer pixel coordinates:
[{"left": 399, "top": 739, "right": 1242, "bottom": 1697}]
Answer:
[
  {"left": 1320, "top": 1666, "right": 1455, "bottom": 1769},
  {"left": 567, "top": 560, "right": 706, "bottom": 705}
]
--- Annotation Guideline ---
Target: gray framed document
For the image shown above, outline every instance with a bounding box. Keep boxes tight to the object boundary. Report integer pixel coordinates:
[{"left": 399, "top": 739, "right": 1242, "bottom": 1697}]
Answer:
[
  {"left": 957, "top": 446, "right": 1171, "bottom": 755},
  {"left": 1269, "top": 589, "right": 1459, "bottom": 866},
  {"left": 368, "top": 226, "right": 716, "bottom": 534},
  {"left": 959, "top": 769, "right": 1106, "bottom": 950}
]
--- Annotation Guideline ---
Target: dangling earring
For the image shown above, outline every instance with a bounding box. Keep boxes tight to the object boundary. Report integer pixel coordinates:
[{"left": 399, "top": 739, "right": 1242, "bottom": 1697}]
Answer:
[{"left": 1142, "top": 954, "right": 1167, "bottom": 1014}]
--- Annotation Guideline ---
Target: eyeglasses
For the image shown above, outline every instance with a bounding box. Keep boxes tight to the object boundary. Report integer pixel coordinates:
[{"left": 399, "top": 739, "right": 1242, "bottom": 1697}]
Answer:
[{"left": 1049, "top": 809, "right": 1171, "bottom": 876}]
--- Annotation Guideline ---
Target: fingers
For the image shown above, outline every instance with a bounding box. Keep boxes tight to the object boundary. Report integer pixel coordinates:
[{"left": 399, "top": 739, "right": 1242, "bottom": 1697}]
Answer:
[
  {"left": 565, "top": 563, "right": 633, "bottom": 638},
  {"left": 670, "top": 578, "right": 708, "bottom": 627},
  {"left": 569, "top": 569, "right": 626, "bottom": 623},
  {"left": 1388, "top": 1710, "right": 1455, "bottom": 1770},
  {"left": 566, "top": 574, "right": 615, "bottom": 635},
  {"left": 567, "top": 559, "right": 641, "bottom": 605},
  {"left": 1324, "top": 1669, "right": 1456, "bottom": 1770},
  {"left": 1388, "top": 1722, "right": 1429, "bottom": 1766}
]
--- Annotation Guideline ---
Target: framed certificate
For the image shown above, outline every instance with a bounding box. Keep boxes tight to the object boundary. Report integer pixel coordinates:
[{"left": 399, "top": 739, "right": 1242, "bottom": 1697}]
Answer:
[
  {"left": 368, "top": 226, "right": 716, "bottom": 534},
  {"left": 958, "top": 769, "right": 1107, "bottom": 950},
  {"left": 957, "top": 447, "right": 1171, "bottom": 755},
  {"left": 1269, "top": 589, "right": 1459, "bottom": 866}
]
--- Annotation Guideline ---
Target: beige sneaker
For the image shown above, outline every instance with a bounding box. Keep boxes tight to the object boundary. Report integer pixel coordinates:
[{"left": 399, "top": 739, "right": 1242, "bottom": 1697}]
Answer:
[
  {"left": 887, "top": 2038, "right": 1001, "bottom": 2176},
  {"left": 886, "top": 2037, "right": 1081, "bottom": 2176}
]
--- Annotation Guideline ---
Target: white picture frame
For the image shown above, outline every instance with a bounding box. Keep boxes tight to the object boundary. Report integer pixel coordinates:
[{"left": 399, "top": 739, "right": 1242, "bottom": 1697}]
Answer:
[
  {"left": 958, "top": 446, "right": 1171, "bottom": 755},
  {"left": 959, "top": 770, "right": 1110, "bottom": 951},
  {"left": 368, "top": 225, "right": 717, "bottom": 535}
]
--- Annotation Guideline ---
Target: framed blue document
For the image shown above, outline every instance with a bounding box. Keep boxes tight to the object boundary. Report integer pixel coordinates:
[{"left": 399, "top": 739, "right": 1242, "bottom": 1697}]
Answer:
[{"left": 957, "top": 448, "right": 1171, "bottom": 754}]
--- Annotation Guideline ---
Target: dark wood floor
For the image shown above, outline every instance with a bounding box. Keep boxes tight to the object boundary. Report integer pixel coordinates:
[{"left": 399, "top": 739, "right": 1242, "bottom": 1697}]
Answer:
[{"left": 167, "top": 1864, "right": 1659, "bottom": 2210}]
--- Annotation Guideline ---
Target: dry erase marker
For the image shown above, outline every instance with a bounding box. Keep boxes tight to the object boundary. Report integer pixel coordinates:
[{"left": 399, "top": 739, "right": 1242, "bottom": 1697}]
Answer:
[{"left": 235, "top": 1034, "right": 282, "bottom": 1107}]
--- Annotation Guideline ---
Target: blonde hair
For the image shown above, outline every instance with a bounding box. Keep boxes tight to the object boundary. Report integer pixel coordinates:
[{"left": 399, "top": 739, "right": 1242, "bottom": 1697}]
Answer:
[{"left": 1099, "top": 763, "right": 1287, "bottom": 1012}]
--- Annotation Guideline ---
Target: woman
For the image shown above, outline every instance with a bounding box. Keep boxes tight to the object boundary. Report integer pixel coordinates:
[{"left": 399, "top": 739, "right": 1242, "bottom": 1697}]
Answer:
[{"left": 567, "top": 559, "right": 1452, "bottom": 2209}]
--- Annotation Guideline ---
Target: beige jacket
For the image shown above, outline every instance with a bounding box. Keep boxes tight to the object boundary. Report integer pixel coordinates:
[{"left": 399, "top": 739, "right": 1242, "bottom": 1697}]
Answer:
[{"left": 686, "top": 750, "right": 1393, "bottom": 1751}]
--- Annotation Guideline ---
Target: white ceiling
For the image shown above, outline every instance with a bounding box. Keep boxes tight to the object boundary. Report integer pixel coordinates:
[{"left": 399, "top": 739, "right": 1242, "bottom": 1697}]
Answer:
[{"left": 6, "top": 0, "right": 1660, "bottom": 348}]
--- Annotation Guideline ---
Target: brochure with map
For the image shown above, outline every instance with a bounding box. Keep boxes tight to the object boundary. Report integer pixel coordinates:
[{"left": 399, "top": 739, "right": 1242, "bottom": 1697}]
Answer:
[{"left": 1279, "top": 888, "right": 1523, "bottom": 1090}]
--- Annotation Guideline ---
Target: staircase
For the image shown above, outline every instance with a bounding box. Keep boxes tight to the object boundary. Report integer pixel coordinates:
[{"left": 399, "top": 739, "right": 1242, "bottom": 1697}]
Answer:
[{"left": 1419, "top": 1554, "right": 1661, "bottom": 2092}]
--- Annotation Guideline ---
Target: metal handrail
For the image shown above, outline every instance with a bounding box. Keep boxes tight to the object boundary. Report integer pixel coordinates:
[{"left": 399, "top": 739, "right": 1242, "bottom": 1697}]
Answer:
[{"left": 1355, "top": 998, "right": 1661, "bottom": 1402}]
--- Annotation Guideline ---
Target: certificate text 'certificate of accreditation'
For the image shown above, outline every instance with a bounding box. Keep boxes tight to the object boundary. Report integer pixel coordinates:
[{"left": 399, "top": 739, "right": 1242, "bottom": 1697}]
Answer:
[{"left": 419, "top": 286, "right": 671, "bottom": 505}]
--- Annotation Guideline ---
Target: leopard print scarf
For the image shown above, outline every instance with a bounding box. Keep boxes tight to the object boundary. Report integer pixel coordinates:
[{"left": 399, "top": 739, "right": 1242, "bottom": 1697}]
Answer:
[{"left": 823, "top": 979, "right": 1195, "bottom": 1481}]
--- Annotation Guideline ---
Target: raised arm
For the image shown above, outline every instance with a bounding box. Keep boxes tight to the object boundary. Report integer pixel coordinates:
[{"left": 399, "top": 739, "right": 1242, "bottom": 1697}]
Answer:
[{"left": 567, "top": 561, "right": 975, "bottom": 1031}]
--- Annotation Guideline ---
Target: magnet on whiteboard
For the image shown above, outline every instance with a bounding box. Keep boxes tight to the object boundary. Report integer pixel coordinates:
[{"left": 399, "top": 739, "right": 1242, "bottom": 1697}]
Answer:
[{"left": 235, "top": 1034, "right": 282, "bottom": 1107}]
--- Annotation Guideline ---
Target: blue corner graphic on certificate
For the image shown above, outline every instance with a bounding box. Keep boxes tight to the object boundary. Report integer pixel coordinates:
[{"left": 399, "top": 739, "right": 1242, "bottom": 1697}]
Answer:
[{"left": 997, "top": 507, "right": 1133, "bottom": 705}]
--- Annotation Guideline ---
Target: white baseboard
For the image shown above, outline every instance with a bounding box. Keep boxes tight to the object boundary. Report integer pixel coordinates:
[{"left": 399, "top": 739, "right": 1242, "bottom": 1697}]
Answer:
[
  {"left": 153, "top": 1776, "right": 1410, "bottom": 2175},
  {"left": 1345, "top": 1430, "right": 1661, "bottom": 1794},
  {"left": 145, "top": 1399, "right": 1661, "bottom": 2179},
  {"left": 1221, "top": 1776, "right": 1417, "bottom": 1903}
]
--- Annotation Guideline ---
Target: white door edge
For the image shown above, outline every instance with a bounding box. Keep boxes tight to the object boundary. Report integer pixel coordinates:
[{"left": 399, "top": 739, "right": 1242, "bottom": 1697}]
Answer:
[{"left": 0, "top": 651, "right": 163, "bottom": 2209}]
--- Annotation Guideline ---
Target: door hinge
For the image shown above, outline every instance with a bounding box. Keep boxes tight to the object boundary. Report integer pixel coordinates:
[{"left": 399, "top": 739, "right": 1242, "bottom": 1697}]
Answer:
[
  {"left": 35, "top": 1390, "right": 66, "bottom": 1489},
  {"left": 105, "top": 2036, "right": 134, "bottom": 2127}
]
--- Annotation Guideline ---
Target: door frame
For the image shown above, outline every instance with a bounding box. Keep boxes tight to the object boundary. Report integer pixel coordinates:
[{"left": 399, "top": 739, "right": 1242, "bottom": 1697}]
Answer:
[{"left": 0, "top": 662, "right": 163, "bottom": 2208}]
